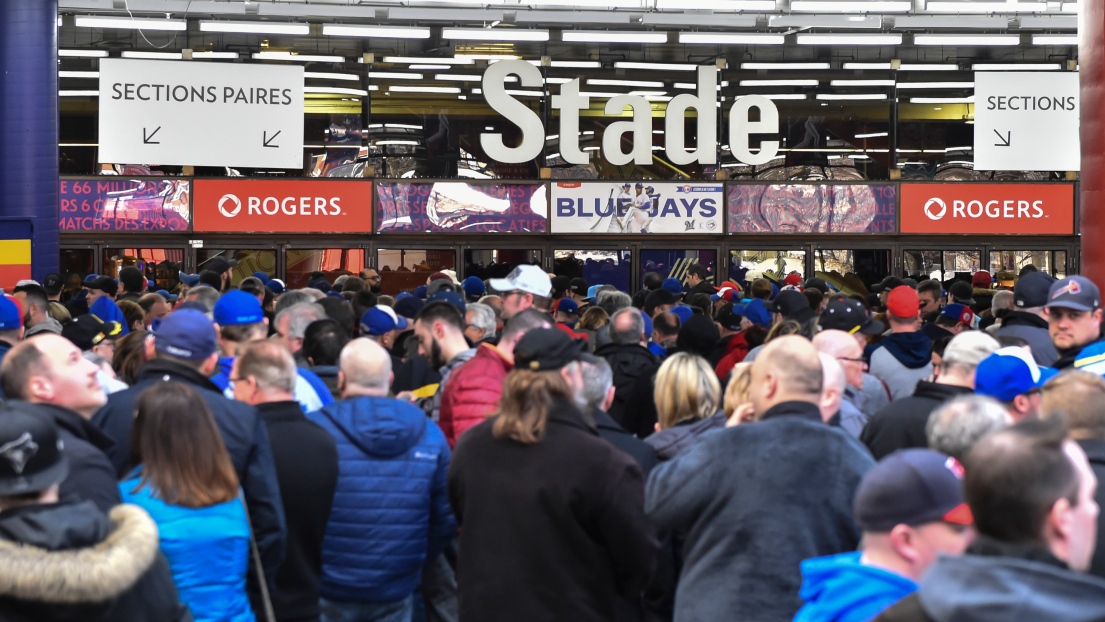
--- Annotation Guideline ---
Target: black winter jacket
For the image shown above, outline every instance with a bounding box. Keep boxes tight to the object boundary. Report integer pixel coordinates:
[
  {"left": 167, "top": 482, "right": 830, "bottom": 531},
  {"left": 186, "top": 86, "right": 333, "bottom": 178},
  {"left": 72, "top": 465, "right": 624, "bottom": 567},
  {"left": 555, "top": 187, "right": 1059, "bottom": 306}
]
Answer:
[
  {"left": 860, "top": 381, "right": 974, "bottom": 460},
  {"left": 595, "top": 342, "right": 657, "bottom": 428}
]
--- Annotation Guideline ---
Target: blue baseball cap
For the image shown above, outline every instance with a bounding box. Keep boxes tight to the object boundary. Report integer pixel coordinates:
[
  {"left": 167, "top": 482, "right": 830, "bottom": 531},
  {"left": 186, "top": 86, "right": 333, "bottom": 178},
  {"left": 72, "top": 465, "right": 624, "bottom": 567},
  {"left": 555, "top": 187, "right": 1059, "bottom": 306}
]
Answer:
[
  {"left": 670, "top": 304, "right": 694, "bottom": 325},
  {"left": 555, "top": 298, "right": 579, "bottom": 315},
  {"left": 977, "top": 346, "right": 1058, "bottom": 402},
  {"left": 154, "top": 309, "right": 217, "bottom": 360},
  {"left": 662, "top": 278, "right": 684, "bottom": 295},
  {"left": 586, "top": 284, "right": 602, "bottom": 300},
  {"left": 360, "top": 306, "right": 408, "bottom": 336},
  {"left": 1047, "top": 276, "right": 1101, "bottom": 312},
  {"left": 412, "top": 285, "right": 429, "bottom": 300},
  {"left": 251, "top": 271, "right": 271, "bottom": 285},
  {"left": 0, "top": 295, "right": 22, "bottom": 330},
  {"left": 214, "top": 290, "right": 265, "bottom": 326},
  {"left": 154, "top": 289, "right": 178, "bottom": 303},
  {"left": 462, "top": 276, "right": 485, "bottom": 300},
  {"left": 639, "top": 308, "right": 653, "bottom": 339},
  {"left": 854, "top": 449, "right": 972, "bottom": 531},
  {"left": 267, "top": 279, "right": 285, "bottom": 295},
  {"left": 178, "top": 271, "right": 201, "bottom": 287},
  {"left": 83, "top": 273, "right": 99, "bottom": 285},
  {"left": 426, "top": 290, "right": 466, "bottom": 313},
  {"left": 742, "top": 298, "right": 772, "bottom": 328},
  {"left": 393, "top": 296, "right": 424, "bottom": 319}
]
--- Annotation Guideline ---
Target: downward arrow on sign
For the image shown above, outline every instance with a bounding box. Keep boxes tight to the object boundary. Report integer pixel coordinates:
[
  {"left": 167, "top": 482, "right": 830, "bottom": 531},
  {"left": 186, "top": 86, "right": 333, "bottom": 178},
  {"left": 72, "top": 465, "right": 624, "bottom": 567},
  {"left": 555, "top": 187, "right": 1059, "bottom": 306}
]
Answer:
[
  {"left": 263, "top": 131, "right": 281, "bottom": 148},
  {"left": 993, "top": 129, "right": 1011, "bottom": 147},
  {"left": 143, "top": 126, "right": 161, "bottom": 145}
]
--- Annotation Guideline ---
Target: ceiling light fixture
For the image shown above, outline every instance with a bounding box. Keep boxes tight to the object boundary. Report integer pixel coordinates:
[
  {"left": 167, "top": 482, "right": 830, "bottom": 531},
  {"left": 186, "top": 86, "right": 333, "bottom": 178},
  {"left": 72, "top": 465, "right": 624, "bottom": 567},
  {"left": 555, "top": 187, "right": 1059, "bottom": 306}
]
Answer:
[
  {"left": 200, "top": 20, "right": 309, "bottom": 35},
  {"left": 323, "top": 24, "right": 431, "bottom": 39},
  {"left": 59, "top": 49, "right": 109, "bottom": 58},
  {"left": 390, "top": 85, "right": 463, "bottom": 94},
  {"left": 740, "top": 79, "right": 819, "bottom": 86},
  {"left": 790, "top": 1, "right": 911, "bottom": 12},
  {"left": 588, "top": 78, "right": 666, "bottom": 87},
  {"left": 409, "top": 64, "right": 451, "bottom": 70},
  {"left": 797, "top": 34, "right": 903, "bottom": 45},
  {"left": 383, "top": 56, "right": 475, "bottom": 65},
  {"left": 253, "top": 52, "right": 345, "bottom": 63},
  {"left": 305, "top": 86, "right": 372, "bottom": 96},
  {"left": 614, "top": 61, "right": 701, "bottom": 71},
  {"left": 656, "top": 0, "right": 776, "bottom": 9},
  {"left": 679, "top": 33, "right": 785, "bottom": 44},
  {"left": 972, "top": 63, "right": 1063, "bottom": 70},
  {"left": 191, "top": 52, "right": 240, "bottom": 59},
  {"left": 915, "top": 34, "right": 1020, "bottom": 45},
  {"left": 59, "top": 71, "right": 99, "bottom": 78},
  {"left": 368, "top": 71, "right": 424, "bottom": 80},
  {"left": 815, "top": 93, "right": 887, "bottom": 100},
  {"left": 842, "top": 62, "right": 893, "bottom": 69},
  {"left": 74, "top": 15, "right": 186, "bottom": 31},
  {"left": 305, "top": 72, "right": 359, "bottom": 81},
  {"left": 442, "top": 27, "right": 549, "bottom": 42},
  {"left": 831, "top": 79, "right": 895, "bottom": 86},
  {"left": 899, "top": 63, "right": 959, "bottom": 71},
  {"left": 550, "top": 60, "right": 603, "bottom": 68},
  {"left": 925, "top": 1, "right": 1047, "bottom": 13},
  {"left": 59, "top": 90, "right": 99, "bottom": 97},
  {"left": 1032, "top": 35, "right": 1078, "bottom": 45},
  {"left": 741, "top": 62, "right": 832, "bottom": 69},
  {"left": 564, "top": 31, "right": 667, "bottom": 43},
  {"left": 855, "top": 131, "right": 889, "bottom": 138},
  {"left": 121, "top": 51, "right": 183, "bottom": 59},
  {"left": 896, "top": 81, "right": 973, "bottom": 89},
  {"left": 909, "top": 96, "right": 975, "bottom": 103}
]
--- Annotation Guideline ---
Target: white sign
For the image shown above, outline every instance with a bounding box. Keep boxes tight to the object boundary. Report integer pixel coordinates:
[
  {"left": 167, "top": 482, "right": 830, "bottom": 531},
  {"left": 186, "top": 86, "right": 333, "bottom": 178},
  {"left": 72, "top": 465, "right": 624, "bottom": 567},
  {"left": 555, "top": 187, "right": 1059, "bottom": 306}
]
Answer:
[
  {"left": 551, "top": 182, "right": 722, "bottom": 234},
  {"left": 481, "top": 60, "right": 780, "bottom": 167},
  {"left": 98, "top": 59, "right": 304, "bottom": 169},
  {"left": 974, "top": 71, "right": 1080, "bottom": 172}
]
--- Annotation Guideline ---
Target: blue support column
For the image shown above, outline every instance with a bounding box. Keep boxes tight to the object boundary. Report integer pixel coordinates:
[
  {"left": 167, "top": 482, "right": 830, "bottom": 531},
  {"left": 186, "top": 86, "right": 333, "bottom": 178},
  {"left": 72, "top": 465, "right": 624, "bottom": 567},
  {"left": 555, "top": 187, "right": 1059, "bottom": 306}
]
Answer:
[{"left": 0, "top": 0, "right": 60, "bottom": 282}]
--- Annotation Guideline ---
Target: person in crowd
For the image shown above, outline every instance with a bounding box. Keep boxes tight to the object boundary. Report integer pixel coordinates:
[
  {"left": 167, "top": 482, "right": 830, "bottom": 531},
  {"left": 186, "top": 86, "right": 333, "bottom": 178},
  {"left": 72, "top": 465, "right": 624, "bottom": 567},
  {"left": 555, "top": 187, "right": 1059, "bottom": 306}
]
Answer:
[
  {"left": 461, "top": 276, "right": 485, "bottom": 303},
  {"left": 812, "top": 328, "right": 876, "bottom": 430},
  {"left": 184, "top": 285, "right": 221, "bottom": 315},
  {"left": 684, "top": 264, "right": 716, "bottom": 297},
  {"left": 233, "top": 341, "right": 339, "bottom": 622},
  {"left": 203, "top": 256, "right": 234, "bottom": 293},
  {"left": 647, "top": 336, "right": 874, "bottom": 621},
  {"left": 632, "top": 272, "right": 662, "bottom": 309},
  {"left": 925, "top": 394, "right": 1011, "bottom": 462},
  {"left": 862, "top": 331, "right": 999, "bottom": 460},
  {"left": 477, "top": 295, "right": 503, "bottom": 328},
  {"left": 974, "top": 346, "right": 1055, "bottom": 422},
  {"left": 596, "top": 307, "right": 658, "bottom": 427},
  {"left": 650, "top": 310, "right": 680, "bottom": 358},
  {"left": 439, "top": 309, "right": 552, "bottom": 448},
  {"left": 579, "top": 354, "right": 658, "bottom": 474},
  {"left": 1047, "top": 276, "right": 1105, "bottom": 369},
  {"left": 448, "top": 328, "right": 658, "bottom": 622},
  {"left": 0, "top": 410, "right": 189, "bottom": 620},
  {"left": 463, "top": 302, "right": 497, "bottom": 345},
  {"left": 818, "top": 353, "right": 867, "bottom": 438},
  {"left": 359, "top": 306, "right": 408, "bottom": 368},
  {"left": 308, "top": 338, "right": 455, "bottom": 622},
  {"left": 916, "top": 279, "right": 944, "bottom": 321},
  {"left": 117, "top": 299, "right": 146, "bottom": 333},
  {"left": 570, "top": 277, "right": 591, "bottom": 307},
  {"left": 867, "top": 286, "right": 934, "bottom": 401},
  {"left": 316, "top": 297, "right": 355, "bottom": 339},
  {"left": 86, "top": 275, "right": 117, "bottom": 306},
  {"left": 643, "top": 288, "right": 679, "bottom": 319},
  {"left": 302, "top": 318, "right": 349, "bottom": 401},
  {"left": 116, "top": 266, "right": 146, "bottom": 303},
  {"left": 946, "top": 280, "right": 975, "bottom": 311},
  {"left": 120, "top": 382, "right": 254, "bottom": 621},
  {"left": 112, "top": 329, "right": 149, "bottom": 386},
  {"left": 60, "top": 314, "right": 126, "bottom": 394},
  {"left": 138, "top": 292, "right": 172, "bottom": 323},
  {"left": 871, "top": 276, "right": 905, "bottom": 310},
  {"left": 930, "top": 303, "right": 976, "bottom": 339},
  {"left": 1041, "top": 371, "right": 1105, "bottom": 578},
  {"left": 413, "top": 296, "right": 477, "bottom": 423},
  {"left": 710, "top": 303, "right": 743, "bottom": 368},
  {"left": 13, "top": 283, "right": 61, "bottom": 337},
  {"left": 996, "top": 271, "right": 1058, "bottom": 365},
  {"left": 795, "top": 449, "right": 975, "bottom": 622},
  {"left": 714, "top": 299, "right": 771, "bottom": 380},
  {"left": 93, "top": 309, "right": 286, "bottom": 582},
  {"left": 553, "top": 297, "right": 580, "bottom": 331},
  {"left": 768, "top": 289, "right": 816, "bottom": 326},
  {"left": 644, "top": 352, "right": 723, "bottom": 461},
  {"left": 875, "top": 418, "right": 1105, "bottom": 621},
  {"left": 722, "top": 362, "right": 755, "bottom": 426},
  {"left": 982, "top": 290, "right": 1015, "bottom": 332},
  {"left": 488, "top": 265, "right": 552, "bottom": 321},
  {"left": 359, "top": 267, "right": 383, "bottom": 294},
  {"left": 275, "top": 291, "right": 318, "bottom": 317},
  {"left": 339, "top": 276, "right": 366, "bottom": 295},
  {"left": 274, "top": 302, "right": 328, "bottom": 361}
]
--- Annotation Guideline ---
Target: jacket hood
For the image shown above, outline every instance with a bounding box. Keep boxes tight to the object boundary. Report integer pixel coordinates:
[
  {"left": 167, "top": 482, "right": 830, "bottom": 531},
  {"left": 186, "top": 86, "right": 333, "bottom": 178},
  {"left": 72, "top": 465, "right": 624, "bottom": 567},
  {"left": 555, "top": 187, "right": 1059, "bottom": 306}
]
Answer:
[
  {"left": 24, "top": 317, "right": 63, "bottom": 337},
  {"left": 918, "top": 553, "right": 1105, "bottom": 622},
  {"left": 135, "top": 358, "right": 223, "bottom": 394},
  {"left": 320, "top": 396, "right": 427, "bottom": 458},
  {"left": 796, "top": 552, "right": 917, "bottom": 622},
  {"left": 646, "top": 411, "right": 725, "bottom": 460},
  {"left": 877, "top": 331, "right": 933, "bottom": 369},
  {"left": 1000, "top": 310, "right": 1048, "bottom": 330},
  {"left": 677, "top": 315, "right": 721, "bottom": 358},
  {"left": 0, "top": 502, "right": 159, "bottom": 603}
]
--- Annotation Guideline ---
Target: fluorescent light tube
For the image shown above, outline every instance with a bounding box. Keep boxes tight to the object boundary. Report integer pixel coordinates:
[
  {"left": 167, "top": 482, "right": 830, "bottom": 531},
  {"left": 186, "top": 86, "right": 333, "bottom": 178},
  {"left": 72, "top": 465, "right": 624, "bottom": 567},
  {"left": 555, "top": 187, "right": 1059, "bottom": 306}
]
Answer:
[
  {"left": 323, "top": 24, "right": 430, "bottom": 39},
  {"left": 797, "top": 34, "right": 902, "bottom": 45},
  {"left": 409, "top": 65, "right": 451, "bottom": 70},
  {"left": 305, "top": 72, "right": 359, "bottom": 81},
  {"left": 442, "top": 27, "right": 549, "bottom": 42},
  {"left": 74, "top": 15, "right": 186, "bottom": 31},
  {"left": 437, "top": 74, "right": 518, "bottom": 82},
  {"left": 855, "top": 131, "right": 889, "bottom": 138},
  {"left": 896, "top": 82, "right": 973, "bottom": 89},
  {"left": 972, "top": 63, "right": 1063, "bottom": 71},
  {"left": 842, "top": 62, "right": 893, "bottom": 69},
  {"left": 614, "top": 61, "right": 701, "bottom": 71},
  {"left": 910, "top": 96, "right": 975, "bottom": 103},
  {"left": 831, "top": 79, "right": 895, "bottom": 86},
  {"left": 915, "top": 34, "right": 1020, "bottom": 45},
  {"left": 191, "top": 52, "right": 239, "bottom": 59},
  {"left": 59, "top": 49, "right": 108, "bottom": 58},
  {"left": 305, "top": 86, "right": 372, "bottom": 96},
  {"left": 588, "top": 78, "right": 666, "bottom": 88},
  {"left": 368, "top": 72, "right": 424, "bottom": 80},
  {"left": 59, "top": 90, "right": 99, "bottom": 97},
  {"left": 390, "top": 86, "right": 462, "bottom": 94},
  {"left": 1033, "top": 35, "right": 1078, "bottom": 45},
  {"left": 121, "top": 51, "right": 183, "bottom": 59},
  {"left": 200, "top": 21, "right": 309, "bottom": 35},
  {"left": 741, "top": 62, "right": 832, "bottom": 69},
  {"left": 564, "top": 31, "right": 667, "bottom": 43},
  {"left": 816, "top": 93, "right": 887, "bottom": 100},
  {"left": 899, "top": 63, "right": 959, "bottom": 71},
  {"left": 551, "top": 60, "right": 602, "bottom": 68},
  {"left": 740, "top": 79, "right": 819, "bottom": 86},
  {"left": 759, "top": 94, "right": 808, "bottom": 100},
  {"left": 790, "top": 1, "right": 911, "bottom": 11},
  {"left": 457, "top": 54, "right": 522, "bottom": 60},
  {"left": 59, "top": 71, "right": 99, "bottom": 78},
  {"left": 926, "top": 1, "right": 1046, "bottom": 12},
  {"left": 679, "top": 33, "right": 784, "bottom": 44},
  {"left": 376, "top": 140, "right": 420, "bottom": 146},
  {"left": 383, "top": 56, "right": 475, "bottom": 65},
  {"left": 657, "top": 0, "right": 776, "bottom": 9},
  {"left": 253, "top": 52, "right": 345, "bottom": 63}
]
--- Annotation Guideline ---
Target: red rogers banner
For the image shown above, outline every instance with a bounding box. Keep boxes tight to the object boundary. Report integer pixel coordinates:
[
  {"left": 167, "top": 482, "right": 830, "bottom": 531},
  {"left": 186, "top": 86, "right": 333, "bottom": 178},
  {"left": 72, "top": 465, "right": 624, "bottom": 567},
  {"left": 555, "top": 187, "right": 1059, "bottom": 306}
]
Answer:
[
  {"left": 193, "top": 179, "right": 372, "bottom": 233},
  {"left": 900, "top": 183, "right": 1074, "bottom": 235}
]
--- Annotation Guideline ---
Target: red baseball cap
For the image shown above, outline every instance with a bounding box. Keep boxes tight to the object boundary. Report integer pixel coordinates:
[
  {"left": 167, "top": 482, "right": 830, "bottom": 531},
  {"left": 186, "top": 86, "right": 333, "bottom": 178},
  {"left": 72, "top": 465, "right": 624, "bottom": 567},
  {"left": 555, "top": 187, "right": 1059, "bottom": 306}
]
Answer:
[
  {"left": 887, "top": 285, "right": 920, "bottom": 318},
  {"left": 784, "top": 273, "right": 804, "bottom": 289},
  {"left": 972, "top": 271, "right": 993, "bottom": 288}
]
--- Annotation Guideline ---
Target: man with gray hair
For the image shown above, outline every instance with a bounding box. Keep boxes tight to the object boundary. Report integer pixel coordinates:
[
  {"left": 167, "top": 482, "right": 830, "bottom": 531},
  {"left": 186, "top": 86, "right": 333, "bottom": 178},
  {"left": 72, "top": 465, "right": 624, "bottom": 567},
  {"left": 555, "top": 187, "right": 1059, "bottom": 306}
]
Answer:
[
  {"left": 182, "top": 285, "right": 220, "bottom": 315},
  {"left": 308, "top": 338, "right": 456, "bottom": 619},
  {"left": 926, "top": 394, "right": 1011, "bottom": 461},
  {"left": 596, "top": 307, "right": 657, "bottom": 427},
  {"left": 579, "top": 353, "right": 658, "bottom": 474},
  {"left": 817, "top": 352, "right": 867, "bottom": 438},
  {"left": 463, "top": 303, "right": 497, "bottom": 345},
  {"left": 862, "top": 331, "right": 1001, "bottom": 460},
  {"left": 275, "top": 290, "right": 318, "bottom": 316},
  {"left": 275, "top": 302, "right": 327, "bottom": 358},
  {"left": 233, "top": 341, "right": 338, "bottom": 622}
]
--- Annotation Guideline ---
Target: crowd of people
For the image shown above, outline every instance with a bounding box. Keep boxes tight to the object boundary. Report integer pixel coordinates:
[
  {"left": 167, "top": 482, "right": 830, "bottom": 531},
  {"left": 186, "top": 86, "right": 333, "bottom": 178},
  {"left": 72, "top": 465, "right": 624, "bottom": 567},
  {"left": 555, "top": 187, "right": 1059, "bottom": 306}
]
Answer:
[{"left": 0, "top": 257, "right": 1104, "bottom": 622}]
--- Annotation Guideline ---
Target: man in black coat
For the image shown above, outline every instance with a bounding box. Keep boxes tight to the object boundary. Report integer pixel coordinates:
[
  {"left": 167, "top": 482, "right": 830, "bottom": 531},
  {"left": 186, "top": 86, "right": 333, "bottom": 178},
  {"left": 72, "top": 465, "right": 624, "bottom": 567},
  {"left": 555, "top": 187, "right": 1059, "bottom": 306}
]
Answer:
[
  {"left": 0, "top": 334, "right": 121, "bottom": 513},
  {"left": 92, "top": 309, "right": 287, "bottom": 583},
  {"left": 0, "top": 410, "right": 190, "bottom": 621},
  {"left": 684, "top": 263, "right": 717, "bottom": 298},
  {"left": 449, "top": 329, "right": 658, "bottom": 622},
  {"left": 595, "top": 308, "right": 657, "bottom": 428},
  {"left": 234, "top": 341, "right": 339, "bottom": 622},
  {"left": 861, "top": 331, "right": 999, "bottom": 460}
]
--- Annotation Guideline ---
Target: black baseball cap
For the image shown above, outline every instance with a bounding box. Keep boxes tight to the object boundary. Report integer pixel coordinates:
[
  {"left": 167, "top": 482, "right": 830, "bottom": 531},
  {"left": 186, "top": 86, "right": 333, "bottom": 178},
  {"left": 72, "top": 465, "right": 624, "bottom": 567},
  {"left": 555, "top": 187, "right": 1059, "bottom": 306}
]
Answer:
[
  {"left": 766, "top": 290, "right": 815, "bottom": 322},
  {"left": 205, "top": 256, "right": 232, "bottom": 275},
  {"left": 513, "top": 328, "right": 585, "bottom": 372},
  {"left": 854, "top": 449, "right": 973, "bottom": 532},
  {"left": 1047, "top": 276, "right": 1102, "bottom": 312},
  {"left": 714, "top": 302, "right": 743, "bottom": 331},
  {"left": 62, "top": 314, "right": 123, "bottom": 351},
  {"left": 88, "top": 275, "right": 118, "bottom": 297},
  {"left": 551, "top": 275, "right": 572, "bottom": 297},
  {"left": 569, "top": 277, "right": 589, "bottom": 297},
  {"left": 803, "top": 277, "right": 830, "bottom": 294},
  {"left": 871, "top": 276, "right": 905, "bottom": 293},
  {"left": 948, "top": 281, "right": 976, "bottom": 306},
  {"left": 819, "top": 298, "right": 886, "bottom": 335},
  {"left": 42, "top": 273, "right": 63, "bottom": 296},
  {"left": 0, "top": 407, "right": 68, "bottom": 496},
  {"left": 1014, "top": 271, "right": 1057, "bottom": 309}
]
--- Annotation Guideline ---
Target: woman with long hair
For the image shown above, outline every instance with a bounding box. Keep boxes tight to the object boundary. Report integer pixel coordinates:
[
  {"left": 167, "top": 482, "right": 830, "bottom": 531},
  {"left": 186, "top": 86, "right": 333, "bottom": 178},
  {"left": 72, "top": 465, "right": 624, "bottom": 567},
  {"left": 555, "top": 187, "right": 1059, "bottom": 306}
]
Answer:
[
  {"left": 120, "top": 382, "right": 254, "bottom": 622},
  {"left": 645, "top": 352, "right": 724, "bottom": 461}
]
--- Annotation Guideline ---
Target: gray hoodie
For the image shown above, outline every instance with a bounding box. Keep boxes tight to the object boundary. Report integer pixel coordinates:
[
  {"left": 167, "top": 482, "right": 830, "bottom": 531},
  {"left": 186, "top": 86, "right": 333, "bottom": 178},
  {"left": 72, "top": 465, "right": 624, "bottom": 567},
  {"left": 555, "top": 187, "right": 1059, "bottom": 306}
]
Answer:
[{"left": 24, "top": 317, "right": 62, "bottom": 337}]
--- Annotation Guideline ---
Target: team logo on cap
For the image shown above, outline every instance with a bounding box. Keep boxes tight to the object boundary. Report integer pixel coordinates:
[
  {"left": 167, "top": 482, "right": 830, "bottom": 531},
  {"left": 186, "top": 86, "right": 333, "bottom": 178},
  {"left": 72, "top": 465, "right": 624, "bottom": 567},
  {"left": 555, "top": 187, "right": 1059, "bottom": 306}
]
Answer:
[
  {"left": 924, "top": 197, "right": 947, "bottom": 221},
  {"left": 1052, "top": 280, "right": 1082, "bottom": 299},
  {"left": 0, "top": 433, "right": 38, "bottom": 475},
  {"left": 945, "top": 456, "right": 965, "bottom": 479},
  {"left": 218, "top": 194, "right": 242, "bottom": 218}
]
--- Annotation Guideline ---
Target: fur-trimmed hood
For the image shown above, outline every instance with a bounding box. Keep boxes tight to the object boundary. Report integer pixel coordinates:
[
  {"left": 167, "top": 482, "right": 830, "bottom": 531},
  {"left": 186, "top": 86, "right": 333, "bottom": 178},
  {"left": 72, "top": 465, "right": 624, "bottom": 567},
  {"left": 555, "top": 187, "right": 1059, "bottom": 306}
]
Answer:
[{"left": 0, "top": 502, "right": 159, "bottom": 603}]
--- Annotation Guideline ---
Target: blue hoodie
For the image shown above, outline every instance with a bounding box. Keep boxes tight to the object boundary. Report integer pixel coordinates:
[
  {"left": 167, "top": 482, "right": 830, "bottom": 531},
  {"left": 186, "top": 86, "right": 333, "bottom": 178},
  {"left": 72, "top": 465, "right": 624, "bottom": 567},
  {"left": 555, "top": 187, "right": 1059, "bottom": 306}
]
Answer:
[{"left": 795, "top": 552, "right": 918, "bottom": 622}]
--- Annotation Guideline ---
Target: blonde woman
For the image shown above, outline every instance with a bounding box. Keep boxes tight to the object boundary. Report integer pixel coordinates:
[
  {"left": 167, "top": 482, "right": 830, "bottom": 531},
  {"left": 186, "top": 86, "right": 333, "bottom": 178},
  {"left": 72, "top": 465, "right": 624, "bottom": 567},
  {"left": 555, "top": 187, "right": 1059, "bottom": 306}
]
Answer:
[
  {"left": 645, "top": 352, "right": 723, "bottom": 461},
  {"left": 724, "top": 362, "right": 756, "bottom": 427}
]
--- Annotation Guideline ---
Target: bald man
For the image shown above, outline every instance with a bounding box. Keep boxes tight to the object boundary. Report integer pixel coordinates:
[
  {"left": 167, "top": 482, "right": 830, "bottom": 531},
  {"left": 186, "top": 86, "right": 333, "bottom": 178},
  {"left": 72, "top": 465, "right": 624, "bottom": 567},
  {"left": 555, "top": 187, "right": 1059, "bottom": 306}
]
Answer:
[
  {"left": 647, "top": 335, "right": 875, "bottom": 622},
  {"left": 813, "top": 330, "right": 871, "bottom": 437},
  {"left": 306, "top": 338, "right": 456, "bottom": 614}
]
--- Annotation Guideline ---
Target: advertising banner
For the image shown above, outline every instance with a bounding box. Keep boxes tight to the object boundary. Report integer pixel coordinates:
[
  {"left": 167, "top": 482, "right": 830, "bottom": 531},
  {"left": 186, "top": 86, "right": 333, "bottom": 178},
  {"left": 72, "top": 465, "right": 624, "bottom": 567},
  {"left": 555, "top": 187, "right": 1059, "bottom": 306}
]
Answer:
[
  {"left": 376, "top": 182, "right": 546, "bottom": 233},
  {"left": 551, "top": 182, "right": 723, "bottom": 234},
  {"left": 900, "top": 183, "right": 1075, "bottom": 235},
  {"left": 60, "top": 179, "right": 190, "bottom": 232},
  {"left": 728, "top": 183, "right": 896, "bottom": 234},
  {"left": 192, "top": 179, "right": 372, "bottom": 233}
]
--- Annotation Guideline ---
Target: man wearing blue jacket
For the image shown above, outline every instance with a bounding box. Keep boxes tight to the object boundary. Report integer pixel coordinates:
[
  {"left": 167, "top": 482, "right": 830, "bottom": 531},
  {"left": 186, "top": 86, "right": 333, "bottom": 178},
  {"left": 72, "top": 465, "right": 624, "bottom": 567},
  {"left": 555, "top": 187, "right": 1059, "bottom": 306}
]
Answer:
[
  {"left": 309, "top": 337, "right": 456, "bottom": 622},
  {"left": 795, "top": 449, "right": 975, "bottom": 622}
]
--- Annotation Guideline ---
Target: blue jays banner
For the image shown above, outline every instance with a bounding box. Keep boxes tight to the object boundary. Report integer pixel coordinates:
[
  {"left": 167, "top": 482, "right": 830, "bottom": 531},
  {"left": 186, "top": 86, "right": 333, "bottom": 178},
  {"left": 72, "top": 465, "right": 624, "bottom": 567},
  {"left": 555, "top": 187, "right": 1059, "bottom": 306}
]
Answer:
[{"left": 550, "top": 181, "right": 723, "bottom": 234}]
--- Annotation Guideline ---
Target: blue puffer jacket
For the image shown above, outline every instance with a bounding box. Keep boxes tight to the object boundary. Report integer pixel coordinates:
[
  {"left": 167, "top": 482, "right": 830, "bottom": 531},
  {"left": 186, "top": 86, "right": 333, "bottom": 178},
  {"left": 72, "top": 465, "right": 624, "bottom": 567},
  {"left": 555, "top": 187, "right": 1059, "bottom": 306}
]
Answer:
[{"left": 308, "top": 396, "right": 456, "bottom": 604}]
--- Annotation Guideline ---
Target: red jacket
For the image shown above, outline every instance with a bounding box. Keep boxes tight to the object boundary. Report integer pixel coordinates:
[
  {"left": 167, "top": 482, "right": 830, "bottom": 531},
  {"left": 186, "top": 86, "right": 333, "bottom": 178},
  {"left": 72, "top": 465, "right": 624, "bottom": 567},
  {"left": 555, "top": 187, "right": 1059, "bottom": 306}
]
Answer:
[
  {"left": 439, "top": 343, "right": 513, "bottom": 447},
  {"left": 714, "top": 331, "right": 752, "bottom": 381}
]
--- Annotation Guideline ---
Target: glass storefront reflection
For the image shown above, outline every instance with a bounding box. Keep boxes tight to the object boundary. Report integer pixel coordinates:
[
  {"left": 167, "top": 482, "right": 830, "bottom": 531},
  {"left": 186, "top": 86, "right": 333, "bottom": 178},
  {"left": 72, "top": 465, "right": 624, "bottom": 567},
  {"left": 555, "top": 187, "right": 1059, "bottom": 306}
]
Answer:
[
  {"left": 464, "top": 249, "right": 542, "bottom": 282},
  {"left": 60, "top": 248, "right": 95, "bottom": 301},
  {"left": 377, "top": 248, "right": 456, "bottom": 296},
  {"left": 554, "top": 250, "right": 631, "bottom": 293},
  {"left": 197, "top": 249, "right": 276, "bottom": 287},
  {"left": 640, "top": 249, "right": 717, "bottom": 294},
  {"left": 989, "top": 250, "right": 1065, "bottom": 279},
  {"left": 815, "top": 249, "right": 890, "bottom": 290},
  {"left": 729, "top": 250, "right": 805, "bottom": 284},
  {"left": 904, "top": 250, "right": 982, "bottom": 282},
  {"left": 104, "top": 247, "right": 185, "bottom": 292},
  {"left": 286, "top": 248, "right": 365, "bottom": 290}
]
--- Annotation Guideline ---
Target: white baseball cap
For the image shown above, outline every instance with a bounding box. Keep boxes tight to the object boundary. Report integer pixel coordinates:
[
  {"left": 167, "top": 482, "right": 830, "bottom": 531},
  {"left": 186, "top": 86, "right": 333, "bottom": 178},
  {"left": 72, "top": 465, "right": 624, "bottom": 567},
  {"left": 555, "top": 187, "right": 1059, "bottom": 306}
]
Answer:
[{"left": 489, "top": 265, "right": 552, "bottom": 298}]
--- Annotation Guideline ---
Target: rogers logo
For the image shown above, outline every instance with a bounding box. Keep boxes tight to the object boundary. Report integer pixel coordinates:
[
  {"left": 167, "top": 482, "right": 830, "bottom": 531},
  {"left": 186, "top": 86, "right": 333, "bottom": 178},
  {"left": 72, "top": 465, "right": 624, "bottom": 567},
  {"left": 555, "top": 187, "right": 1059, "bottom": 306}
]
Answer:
[
  {"left": 218, "top": 194, "right": 242, "bottom": 218},
  {"left": 924, "top": 197, "right": 947, "bottom": 221}
]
